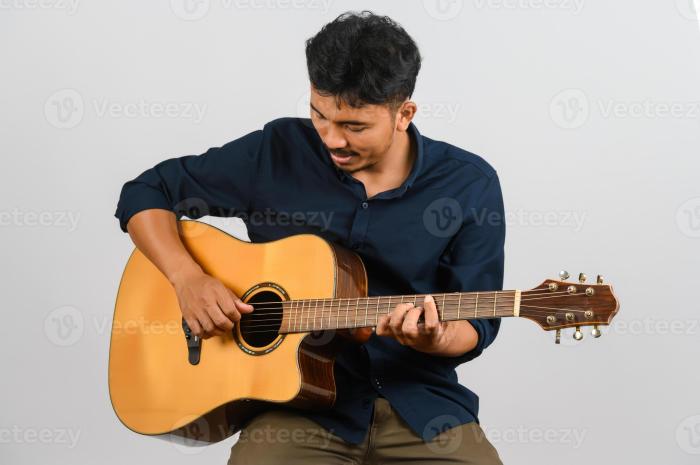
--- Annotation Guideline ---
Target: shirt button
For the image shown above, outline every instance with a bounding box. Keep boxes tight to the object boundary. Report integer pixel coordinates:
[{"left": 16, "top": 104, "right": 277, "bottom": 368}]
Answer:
[
  {"left": 361, "top": 201, "right": 369, "bottom": 209},
  {"left": 374, "top": 377, "right": 383, "bottom": 390}
]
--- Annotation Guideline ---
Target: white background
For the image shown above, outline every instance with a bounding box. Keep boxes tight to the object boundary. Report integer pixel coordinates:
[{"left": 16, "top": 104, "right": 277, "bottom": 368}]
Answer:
[{"left": 1, "top": 1, "right": 700, "bottom": 464}]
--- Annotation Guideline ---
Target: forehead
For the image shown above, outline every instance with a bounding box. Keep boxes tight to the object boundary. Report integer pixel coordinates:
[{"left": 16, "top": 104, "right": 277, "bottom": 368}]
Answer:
[{"left": 310, "top": 87, "right": 389, "bottom": 122}]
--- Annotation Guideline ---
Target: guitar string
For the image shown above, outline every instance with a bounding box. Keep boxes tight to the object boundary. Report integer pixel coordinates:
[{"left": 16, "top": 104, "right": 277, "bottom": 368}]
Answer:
[
  {"left": 236, "top": 290, "right": 593, "bottom": 312},
  {"left": 236, "top": 307, "right": 601, "bottom": 332},
  {"left": 233, "top": 288, "right": 589, "bottom": 307},
  {"left": 235, "top": 303, "right": 568, "bottom": 321},
  {"left": 235, "top": 303, "right": 598, "bottom": 325},
  {"left": 237, "top": 309, "right": 604, "bottom": 336},
  {"left": 231, "top": 293, "right": 598, "bottom": 315}
]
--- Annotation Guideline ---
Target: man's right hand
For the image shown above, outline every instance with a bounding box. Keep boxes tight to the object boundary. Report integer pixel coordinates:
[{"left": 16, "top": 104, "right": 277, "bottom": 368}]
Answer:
[{"left": 169, "top": 265, "right": 254, "bottom": 339}]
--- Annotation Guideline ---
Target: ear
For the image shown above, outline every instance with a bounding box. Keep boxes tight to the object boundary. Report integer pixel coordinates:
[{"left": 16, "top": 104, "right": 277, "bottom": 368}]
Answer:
[{"left": 395, "top": 100, "right": 417, "bottom": 131}]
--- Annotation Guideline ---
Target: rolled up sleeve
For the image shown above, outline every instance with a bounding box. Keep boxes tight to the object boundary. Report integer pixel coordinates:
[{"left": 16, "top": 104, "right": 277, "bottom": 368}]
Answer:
[
  {"left": 114, "top": 129, "right": 263, "bottom": 233},
  {"left": 437, "top": 172, "right": 506, "bottom": 365}
]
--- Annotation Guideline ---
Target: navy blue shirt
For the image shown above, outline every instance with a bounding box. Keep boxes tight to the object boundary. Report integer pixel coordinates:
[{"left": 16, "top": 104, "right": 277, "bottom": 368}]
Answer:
[{"left": 114, "top": 117, "right": 505, "bottom": 444}]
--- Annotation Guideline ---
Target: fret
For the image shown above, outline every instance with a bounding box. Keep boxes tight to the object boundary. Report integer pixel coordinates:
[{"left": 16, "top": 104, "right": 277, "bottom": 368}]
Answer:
[
  {"left": 293, "top": 300, "right": 298, "bottom": 332},
  {"left": 328, "top": 298, "right": 333, "bottom": 329},
  {"left": 364, "top": 297, "right": 369, "bottom": 327},
  {"left": 279, "top": 290, "right": 527, "bottom": 332},
  {"left": 302, "top": 300, "right": 307, "bottom": 332},
  {"left": 298, "top": 300, "right": 303, "bottom": 331},
  {"left": 324, "top": 298, "right": 329, "bottom": 329},
  {"left": 311, "top": 299, "right": 326, "bottom": 330},
  {"left": 308, "top": 299, "right": 313, "bottom": 331},
  {"left": 287, "top": 301, "right": 292, "bottom": 332},
  {"left": 354, "top": 298, "right": 358, "bottom": 328},
  {"left": 278, "top": 290, "right": 530, "bottom": 332},
  {"left": 375, "top": 297, "right": 380, "bottom": 326},
  {"left": 294, "top": 300, "right": 298, "bottom": 332},
  {"left": 303, "top": 299, "right": 308, "bottom": 332},
  {"left": 316, "top": 299, "right": 321, "bottom": 331}
]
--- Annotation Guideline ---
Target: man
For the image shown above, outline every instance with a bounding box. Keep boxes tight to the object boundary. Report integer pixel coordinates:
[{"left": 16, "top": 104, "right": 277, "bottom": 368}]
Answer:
[{"left": 115, "top": 10, "right": 505, "bottom": 465}]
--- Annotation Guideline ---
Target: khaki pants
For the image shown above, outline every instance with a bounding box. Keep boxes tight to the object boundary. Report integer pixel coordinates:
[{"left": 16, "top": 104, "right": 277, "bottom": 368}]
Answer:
[{"left": 228, "top": 397, "right": 503, "bottom": 465}]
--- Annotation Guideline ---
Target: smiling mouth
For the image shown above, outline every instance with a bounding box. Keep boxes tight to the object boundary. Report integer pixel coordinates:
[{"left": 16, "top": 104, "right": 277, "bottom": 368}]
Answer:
[{"left": 330, "top": 151, "right": 356, "bottom": 164}]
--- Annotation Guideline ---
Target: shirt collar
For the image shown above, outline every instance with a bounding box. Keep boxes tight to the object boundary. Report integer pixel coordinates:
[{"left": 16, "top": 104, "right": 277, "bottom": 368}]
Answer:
[{"left": 403, "top": 121, "right": 424, "bottom": 192}]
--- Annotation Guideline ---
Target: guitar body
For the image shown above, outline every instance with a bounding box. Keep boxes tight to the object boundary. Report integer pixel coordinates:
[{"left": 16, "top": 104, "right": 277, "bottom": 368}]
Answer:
[{"left": 109, "top": 220, "right": 367, "bottom": 443}]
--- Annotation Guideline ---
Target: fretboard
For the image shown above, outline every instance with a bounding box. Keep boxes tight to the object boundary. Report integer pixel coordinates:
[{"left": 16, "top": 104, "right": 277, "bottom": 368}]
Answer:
[{"left": 279, "top": 290, "right": 521, "bottom": 333}]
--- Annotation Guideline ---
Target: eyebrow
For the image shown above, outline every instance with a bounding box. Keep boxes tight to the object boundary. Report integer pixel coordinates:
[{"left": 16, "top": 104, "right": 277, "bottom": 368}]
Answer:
[{"left": 309, "top": 103, "right": 370, "bottom": 126}]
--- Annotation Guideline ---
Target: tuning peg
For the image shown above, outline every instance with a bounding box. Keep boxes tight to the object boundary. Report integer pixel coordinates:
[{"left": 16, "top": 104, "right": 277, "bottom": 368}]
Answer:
[
  {"left": 559, "top": 270, "right": 570, "bottom": 281},
  {"left": 555, "top": 329, "right": 561, "bottom": 344},
  {"left": 596, "top": 275, "right": 604, "bottom": 284},
  {"left": 573, "top": 326, "right": 583, "bottom": 340},
  {"left": 578, "top": 273, "right": 587, "bottom": 283},
  {"left": 591, "top": 325, "right": 601, "bottom": 338}
]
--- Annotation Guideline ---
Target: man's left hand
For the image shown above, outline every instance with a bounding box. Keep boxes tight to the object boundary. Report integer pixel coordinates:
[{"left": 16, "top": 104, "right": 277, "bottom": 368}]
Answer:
[{"left": 375, "top": 295, "right": 478, "bottom": 356}]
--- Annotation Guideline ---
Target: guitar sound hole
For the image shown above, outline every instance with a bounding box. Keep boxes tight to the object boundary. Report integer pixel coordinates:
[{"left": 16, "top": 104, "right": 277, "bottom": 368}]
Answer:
[{"left": 237, "top": 290, "right": 283, "bottom": 349}]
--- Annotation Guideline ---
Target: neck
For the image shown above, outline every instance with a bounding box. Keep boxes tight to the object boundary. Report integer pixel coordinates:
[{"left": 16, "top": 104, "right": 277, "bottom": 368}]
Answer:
[
  {"left": 351, "top": 128, "right": 415, "bottom": 193},
  {"left": 280, "top": 290, "right": 521, "bottom": 333}
]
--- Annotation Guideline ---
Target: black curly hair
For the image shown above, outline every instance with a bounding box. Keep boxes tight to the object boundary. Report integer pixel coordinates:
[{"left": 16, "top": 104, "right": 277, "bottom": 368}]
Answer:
[{"left": 305, "top": 11, "right": 422, "bottom": 110}]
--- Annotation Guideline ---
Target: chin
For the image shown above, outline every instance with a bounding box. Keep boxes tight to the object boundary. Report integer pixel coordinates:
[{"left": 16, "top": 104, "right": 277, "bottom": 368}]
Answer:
[{"left": 335, "top": 160, "right": 366, "bottom": 173}]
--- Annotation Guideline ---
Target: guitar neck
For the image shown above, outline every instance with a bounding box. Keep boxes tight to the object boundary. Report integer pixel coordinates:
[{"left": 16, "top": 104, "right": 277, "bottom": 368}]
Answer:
[{"left": 279, "top": 290, "right": 521, "bottom": 333}]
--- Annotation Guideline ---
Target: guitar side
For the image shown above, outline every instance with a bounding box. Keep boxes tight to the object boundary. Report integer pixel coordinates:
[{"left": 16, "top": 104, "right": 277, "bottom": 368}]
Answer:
[{"left": 108, "top": 220, "right": 368, "bottom": 443}]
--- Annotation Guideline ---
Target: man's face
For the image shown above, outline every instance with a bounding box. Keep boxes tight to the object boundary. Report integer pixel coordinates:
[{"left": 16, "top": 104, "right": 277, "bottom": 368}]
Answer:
[{"left": 308, "top": 86, "right": 400, "bottom": 173}]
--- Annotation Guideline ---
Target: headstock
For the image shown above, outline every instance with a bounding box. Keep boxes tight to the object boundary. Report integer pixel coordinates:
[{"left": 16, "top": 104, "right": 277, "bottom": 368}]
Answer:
[{"left": 519, "top": 271, "right": 620, "bottom": 344}]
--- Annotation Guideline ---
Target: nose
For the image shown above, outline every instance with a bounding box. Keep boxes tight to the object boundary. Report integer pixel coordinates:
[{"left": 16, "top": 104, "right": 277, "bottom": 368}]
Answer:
[{"left": 322, "top": 124, "right": 347, "bottom": 150}]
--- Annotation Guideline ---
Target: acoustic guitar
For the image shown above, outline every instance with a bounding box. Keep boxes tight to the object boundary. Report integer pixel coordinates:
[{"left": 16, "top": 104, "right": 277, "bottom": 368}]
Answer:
[{"left": 109, "top": 220, "right": 620, "bottom": 444}]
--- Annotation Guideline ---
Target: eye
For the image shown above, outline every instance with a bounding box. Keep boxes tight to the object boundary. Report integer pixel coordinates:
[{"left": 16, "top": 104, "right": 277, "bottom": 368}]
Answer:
[
  {"left": 311, "top": 109, "right": 326, "bottom": 120},
  {"left": 346, "top": 126, "right": 366, "bottom": 133}
]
